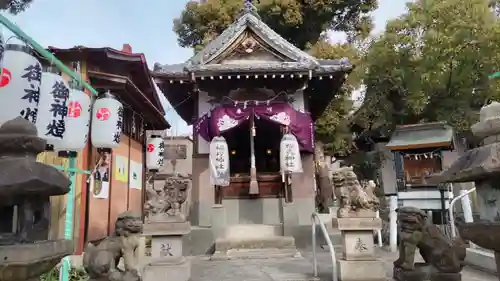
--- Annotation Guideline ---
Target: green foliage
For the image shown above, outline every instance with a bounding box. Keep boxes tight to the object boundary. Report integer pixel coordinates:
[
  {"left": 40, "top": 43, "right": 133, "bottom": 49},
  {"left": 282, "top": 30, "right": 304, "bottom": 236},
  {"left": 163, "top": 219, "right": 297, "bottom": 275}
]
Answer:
[
  {"left": 344, "top": 150, "right": 382, "bottom": 180},
  {"left": 173, "top": 0, "right": 378, "bottom": 50},
  {"left": 0, "top": 0, "right": 33, "bottom": 14},
  {"left": 40, "top": 266, "right": 88, "bottom": 281},
  {"left": 356, "top": 0, "right": 500, "bottom": 135},
  {"left": 308, "top": 38, "right": 366, "bottom": 155}
]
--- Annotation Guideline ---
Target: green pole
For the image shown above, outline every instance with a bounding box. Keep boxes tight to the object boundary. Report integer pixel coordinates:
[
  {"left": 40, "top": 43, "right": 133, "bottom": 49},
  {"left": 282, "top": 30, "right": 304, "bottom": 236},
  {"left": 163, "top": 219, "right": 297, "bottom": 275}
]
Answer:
[
  {"left": 490, "top": 71, "right": 500, "bottom": 79},
  {"left": 0, "top": 14, "right": 100, "bottom": 281},
  {"left": 61, "top": 157, "right": 77, "bottom": 281},
  {"left": 51, "top": 164, "right": 91, "bottom": 174}
]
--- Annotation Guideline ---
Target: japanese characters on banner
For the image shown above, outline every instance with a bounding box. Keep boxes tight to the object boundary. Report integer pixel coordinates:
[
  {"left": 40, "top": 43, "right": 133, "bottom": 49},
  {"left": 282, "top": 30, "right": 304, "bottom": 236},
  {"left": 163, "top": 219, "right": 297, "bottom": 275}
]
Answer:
[
  {"left": 280, "top": 133, "right": 303, "bottom": 173},
  {"left": 36, "top": 70, "right": 69, "bottom": 144},
  {"left": 146, "top": 135, "right": 164, "bottom": 171},
  {"left": 0, "top": 44, "right": 42, "bottom": 126},
  {"left": 209, "top": 136, "right": 230, "bottom": 186},
  {"left": 55, "top": 88, "right": 92, "bottom": 152},
  {"left": 114, "top": 154, "right": 128, "bottom": 182},
  {"left": 129, "top": 160, "right": 143, "bottom": 189},
  {"left": 91, "top": 93, "right": 123, "bottom": 148},
  {"left": 92, "top": 151, "right": 110, "bottom": 199}
]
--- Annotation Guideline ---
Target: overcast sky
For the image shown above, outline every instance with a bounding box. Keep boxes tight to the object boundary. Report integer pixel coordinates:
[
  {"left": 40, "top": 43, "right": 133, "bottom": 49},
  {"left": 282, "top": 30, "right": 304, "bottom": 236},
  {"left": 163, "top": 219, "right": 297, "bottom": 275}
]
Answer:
[{"left": 3, "top": 0, "right": 409, "bottom": 135}]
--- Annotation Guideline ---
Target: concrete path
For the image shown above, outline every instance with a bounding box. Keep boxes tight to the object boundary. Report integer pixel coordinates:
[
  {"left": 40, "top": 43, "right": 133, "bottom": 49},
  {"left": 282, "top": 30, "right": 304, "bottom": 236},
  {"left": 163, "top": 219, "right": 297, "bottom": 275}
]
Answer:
[{"left": 189, "top": 248, "right": 498, "bottom": 281}]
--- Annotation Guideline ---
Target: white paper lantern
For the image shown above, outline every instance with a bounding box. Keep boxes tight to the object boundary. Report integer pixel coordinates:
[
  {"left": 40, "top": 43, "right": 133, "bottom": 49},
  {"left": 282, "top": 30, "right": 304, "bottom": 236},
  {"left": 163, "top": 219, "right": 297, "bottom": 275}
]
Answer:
[
  {"left": 146, "top": 135, "right": 164, "bottom": 171},
  {"left": 36, "top": 70, "right": 69, "bottom": 144},
  {"left": 209, "top": 136, "right": 230, "bottom": 186},
  {"left": 91, "top": 92, "right": 123, "bottom": 148},
  {"left": 55, "top": 88, "right": 92, "bottom": 152},
  {"left": 0, "top": 44, "right": 42, "bottom": 126},
  {"left": 280, "top": 133, "right": 303, "bottom": 173}
]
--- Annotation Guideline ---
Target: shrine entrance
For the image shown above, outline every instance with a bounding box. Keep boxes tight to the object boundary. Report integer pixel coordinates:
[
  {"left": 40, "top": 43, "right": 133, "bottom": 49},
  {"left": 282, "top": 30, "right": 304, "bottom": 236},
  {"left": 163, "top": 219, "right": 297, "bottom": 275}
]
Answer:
[
  {"left": 152, "top": 0, "right": 352, "bottom": 256},
  {"left": 222, "top": 117, "right": 283, "bottom": 199}
]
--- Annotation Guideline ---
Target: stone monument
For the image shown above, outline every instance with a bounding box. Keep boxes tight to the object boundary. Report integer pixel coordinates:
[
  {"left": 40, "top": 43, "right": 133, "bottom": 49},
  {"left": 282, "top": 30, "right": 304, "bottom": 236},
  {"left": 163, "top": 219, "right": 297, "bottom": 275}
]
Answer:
[
  {"left": 331, "top": 167, "right": 386, "bottom": 281},
  {"left": 393, "top": 206, "right": 466, "bottom": 281},
  {"left": 83, "top": 211, "right": 143, "bottom": 281},
  {"left": 0, "top": 117, "right": 73, "bottom": 281},
  {"left": 142, "top": 174, "right": 191, "bottom": 281}
]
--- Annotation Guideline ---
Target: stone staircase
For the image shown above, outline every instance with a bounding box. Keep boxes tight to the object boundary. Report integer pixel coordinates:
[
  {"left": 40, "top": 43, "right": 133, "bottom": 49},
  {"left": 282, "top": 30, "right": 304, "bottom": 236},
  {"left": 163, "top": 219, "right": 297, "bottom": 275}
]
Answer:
[
  {"left": 211, "top": 218, "right": 344, "bottom": 261},
  {"left": 211, "top": 224, "right": 302, "bottom": 260}
]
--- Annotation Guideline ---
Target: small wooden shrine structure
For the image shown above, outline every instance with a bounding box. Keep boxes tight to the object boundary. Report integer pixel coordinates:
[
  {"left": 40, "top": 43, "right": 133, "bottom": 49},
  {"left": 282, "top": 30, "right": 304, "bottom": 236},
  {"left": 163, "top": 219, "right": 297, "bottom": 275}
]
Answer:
[
  {"left": 387, "top": 122, "right": 456, "bottom": 222},
  {"left": 153, "top": 1, "right": 352, "bottom": 253}
]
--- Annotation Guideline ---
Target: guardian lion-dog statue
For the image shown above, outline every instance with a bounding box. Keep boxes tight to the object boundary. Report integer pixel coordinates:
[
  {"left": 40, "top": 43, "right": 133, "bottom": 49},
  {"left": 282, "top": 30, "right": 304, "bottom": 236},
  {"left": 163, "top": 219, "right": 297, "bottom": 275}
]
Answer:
[
  {"left": 83, "top": 211, "right": 142, "bottom": 281},
  {"left": 394, "top": 206, "right": 466, "bottom": 279},
  {"left": 332, "top": 166, "right": 380, "bottom": 217}
]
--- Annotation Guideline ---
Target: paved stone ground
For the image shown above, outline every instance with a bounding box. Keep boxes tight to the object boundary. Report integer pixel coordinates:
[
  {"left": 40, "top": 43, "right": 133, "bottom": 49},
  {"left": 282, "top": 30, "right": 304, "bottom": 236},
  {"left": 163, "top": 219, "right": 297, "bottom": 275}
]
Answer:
[{"left": 190, "top": 248, "right": 498, "bottom": 281}]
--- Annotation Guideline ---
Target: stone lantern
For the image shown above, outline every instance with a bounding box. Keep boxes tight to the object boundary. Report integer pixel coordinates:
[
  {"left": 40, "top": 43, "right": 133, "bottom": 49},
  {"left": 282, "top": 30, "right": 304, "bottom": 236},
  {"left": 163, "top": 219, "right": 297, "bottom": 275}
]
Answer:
[
  {"left": 430, "top": 101, "right": 500, "bottom": 280},
  {"left": 0, "top": 117, "right": 73, "bottom": 281}
]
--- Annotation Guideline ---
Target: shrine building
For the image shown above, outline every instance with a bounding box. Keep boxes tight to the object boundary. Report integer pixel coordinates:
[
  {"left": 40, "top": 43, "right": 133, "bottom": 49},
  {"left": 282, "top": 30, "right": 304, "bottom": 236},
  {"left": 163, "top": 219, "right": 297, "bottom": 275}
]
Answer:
[{"left": 153, "top": 3, "right": 352, "bottom": 254}]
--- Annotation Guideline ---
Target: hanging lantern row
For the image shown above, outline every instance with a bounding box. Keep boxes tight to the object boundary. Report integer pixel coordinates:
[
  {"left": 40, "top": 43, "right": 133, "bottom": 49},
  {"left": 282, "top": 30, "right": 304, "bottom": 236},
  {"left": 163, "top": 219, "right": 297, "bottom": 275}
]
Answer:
[
  {"left": 0, "top": 43, "right": 124, "bottom": 153},
  {"left": 146, "top": 135, "right": 165, "bottom": 171}
]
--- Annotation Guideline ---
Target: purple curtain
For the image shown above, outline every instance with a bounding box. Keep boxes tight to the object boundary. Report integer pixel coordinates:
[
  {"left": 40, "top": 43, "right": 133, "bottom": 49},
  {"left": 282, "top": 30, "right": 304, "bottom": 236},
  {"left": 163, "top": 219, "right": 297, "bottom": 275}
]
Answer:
[{"left": 194, "top": 103, "right": 315, "bottom": 152}]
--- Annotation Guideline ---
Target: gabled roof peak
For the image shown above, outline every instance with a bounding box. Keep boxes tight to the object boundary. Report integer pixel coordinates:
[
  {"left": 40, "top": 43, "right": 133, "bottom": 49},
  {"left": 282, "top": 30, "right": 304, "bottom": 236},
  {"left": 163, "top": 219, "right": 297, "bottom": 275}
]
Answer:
[{"left": 240, "top": 0, "right": 260, "bottom": 19}]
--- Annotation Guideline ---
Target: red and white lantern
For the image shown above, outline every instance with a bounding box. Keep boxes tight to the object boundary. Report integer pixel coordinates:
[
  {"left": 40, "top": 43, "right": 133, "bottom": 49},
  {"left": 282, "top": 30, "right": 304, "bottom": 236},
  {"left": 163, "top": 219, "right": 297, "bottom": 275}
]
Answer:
[
  {"left": 55, "top": 87, "right": 92, "bottom": 152},
  {"left": 0, "top": 44, "right": 42, "bottom": 126},
  {"left": 36, "top": 69, "right": 69, "bottom": 144},
  {"left": 91, "top": 92, "right": 123, "bottom": 148},
  {"left": 146, "top": 135, "right": 164, "bottom": 171}
]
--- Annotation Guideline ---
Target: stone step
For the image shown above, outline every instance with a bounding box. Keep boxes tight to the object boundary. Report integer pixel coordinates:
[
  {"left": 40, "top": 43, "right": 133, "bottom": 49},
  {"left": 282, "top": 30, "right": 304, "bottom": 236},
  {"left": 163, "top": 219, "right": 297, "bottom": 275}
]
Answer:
[
  {"left": 212, "top": 235, "right": 300, "bottom": 260},
  {"left": 211, "top": 248, "right": 302, "bottom": 260},
  {"left": 266, "top": 273, "right": 321, "bottom": 281},
  {"left": 226, "top": 224, "right": 281, "bottom": 239}
]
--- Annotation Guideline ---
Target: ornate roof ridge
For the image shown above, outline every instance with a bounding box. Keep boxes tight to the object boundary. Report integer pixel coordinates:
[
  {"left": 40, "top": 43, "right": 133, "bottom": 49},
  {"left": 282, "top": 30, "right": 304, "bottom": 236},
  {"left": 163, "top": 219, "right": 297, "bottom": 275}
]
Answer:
[{"left": 184, "top": 3, "right": 317, "bottom": 68}]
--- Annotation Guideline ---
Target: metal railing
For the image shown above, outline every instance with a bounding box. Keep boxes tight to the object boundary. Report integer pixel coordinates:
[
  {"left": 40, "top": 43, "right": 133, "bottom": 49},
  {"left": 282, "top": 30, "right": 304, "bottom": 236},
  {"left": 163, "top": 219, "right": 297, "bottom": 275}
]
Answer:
[
  {"left": 448, "top": 187, "right": 476, "bottom": 239},
  {"left": 311, "top": 212, "right": 337, "bottom": 281}
]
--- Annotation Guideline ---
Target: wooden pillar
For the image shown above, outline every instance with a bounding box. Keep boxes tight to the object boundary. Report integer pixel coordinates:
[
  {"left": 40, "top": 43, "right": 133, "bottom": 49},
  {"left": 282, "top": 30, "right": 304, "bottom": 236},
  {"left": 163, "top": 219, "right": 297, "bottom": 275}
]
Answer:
[{"left": 214, "top": 185, "right": 222, "bottom": 205}]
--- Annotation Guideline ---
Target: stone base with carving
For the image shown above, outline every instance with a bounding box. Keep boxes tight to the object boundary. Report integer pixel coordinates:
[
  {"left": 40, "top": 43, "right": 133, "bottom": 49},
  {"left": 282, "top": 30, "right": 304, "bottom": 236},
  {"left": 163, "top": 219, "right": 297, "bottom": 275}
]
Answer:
[
  {"left": 143, "top": 256, "right": 191, "bottom": 281},
  {"left": 393, "top": 263, "right": 461, "bottom": 281},
  {"left": 333, "top": 214, "right": 386, "bottom": 281},
  {"left": 142, "top": 218, "right": 191, "bottom": 281}
]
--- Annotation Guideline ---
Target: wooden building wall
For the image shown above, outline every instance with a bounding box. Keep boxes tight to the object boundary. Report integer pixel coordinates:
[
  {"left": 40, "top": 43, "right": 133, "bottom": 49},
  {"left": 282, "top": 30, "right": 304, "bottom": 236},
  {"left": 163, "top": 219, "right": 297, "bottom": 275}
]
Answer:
[
  {"left": 86, "top": 134, "right": 144, "bottom": 241},
  {"left": 39, "top": 58, "right": 149, "bottom": 249}
]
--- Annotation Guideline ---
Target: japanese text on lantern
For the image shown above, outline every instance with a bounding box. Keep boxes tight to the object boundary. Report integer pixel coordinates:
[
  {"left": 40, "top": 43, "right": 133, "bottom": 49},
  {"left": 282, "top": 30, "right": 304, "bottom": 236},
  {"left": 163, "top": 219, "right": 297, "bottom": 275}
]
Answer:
[
  {"left": 46, "top": 81, "right": 69, "bottom": 138},
  {"left": 215, "top": 144, "right": 226, "bottom": 173},
  {"left": 20, "top": 64, "right": 42, "bottom": 123},
  {"left": 157, "top": 141, "right": 164, "bottom": 166},
  {"left": 284, "top": 143, "right": 295, "bottom": 169},
  {"left": 113, "top": 106, "right": 123, "bottom": 144}
]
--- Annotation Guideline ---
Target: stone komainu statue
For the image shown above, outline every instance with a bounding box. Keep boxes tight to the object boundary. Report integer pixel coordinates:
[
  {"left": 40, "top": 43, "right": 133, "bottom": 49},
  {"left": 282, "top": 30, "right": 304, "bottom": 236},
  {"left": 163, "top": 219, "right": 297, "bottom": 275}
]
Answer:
[
  {"left": 394, "top": 206, "right": 466, "bottom": 273},
  {"left": 332, "top": 166, "right": 379, "bottom": 217},
  {"left": 144, "top": 174, "right": 189, "bottom": 221},
  {"left": 83, "top": 211, "right": 143, "bottom": 281}
]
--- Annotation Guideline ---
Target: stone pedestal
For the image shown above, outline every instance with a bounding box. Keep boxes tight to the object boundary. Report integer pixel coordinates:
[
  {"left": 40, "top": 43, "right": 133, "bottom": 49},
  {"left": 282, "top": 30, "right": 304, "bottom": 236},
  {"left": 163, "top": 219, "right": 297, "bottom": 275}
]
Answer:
[
  {"left": 143, "top": 218, "right": 191, "bottom": 281},
  {"left": 394, "top": 263, "right": 461, "bottom": 281},
  {"left": 210, "top": 204, "right": 226, "bottom": 239},
  {"left": 333, "top": 215, "right": 386, "bottom": 281}
]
